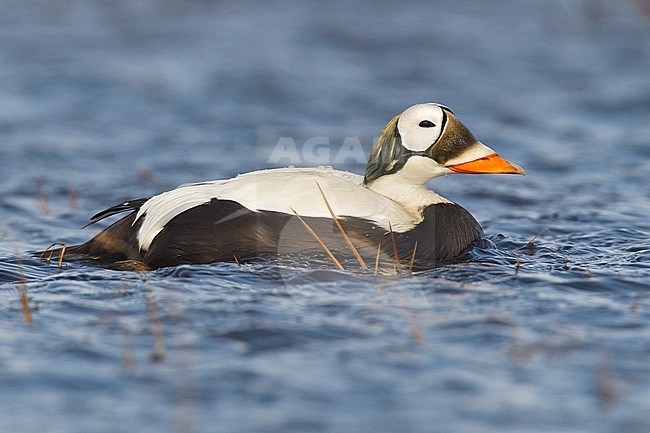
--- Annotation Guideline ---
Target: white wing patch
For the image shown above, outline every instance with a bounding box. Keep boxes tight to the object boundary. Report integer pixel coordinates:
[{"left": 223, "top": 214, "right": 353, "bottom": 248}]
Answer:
[{"left": 134, "top": 167, "right": 427, "bottom": 251}]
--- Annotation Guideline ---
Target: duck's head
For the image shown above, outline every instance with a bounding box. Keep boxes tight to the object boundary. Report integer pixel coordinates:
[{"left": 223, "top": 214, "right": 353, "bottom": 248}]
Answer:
[{"left": 364, "top": 103, "right": 524, "bottom": 185}]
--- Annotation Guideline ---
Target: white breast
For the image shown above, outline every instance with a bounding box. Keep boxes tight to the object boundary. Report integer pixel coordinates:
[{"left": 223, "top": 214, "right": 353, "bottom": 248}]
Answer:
[{"left": 134, "top": 167, "right": 425, "bottom": 251}]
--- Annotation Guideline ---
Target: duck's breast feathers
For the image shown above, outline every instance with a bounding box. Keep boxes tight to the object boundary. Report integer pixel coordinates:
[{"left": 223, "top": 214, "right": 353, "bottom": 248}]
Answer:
[
  {"left": 135, "top": 167, "right": 422, "bottom": 252},
  {"left": 416, "top": 203, "right": 483, "bottom": 260}
]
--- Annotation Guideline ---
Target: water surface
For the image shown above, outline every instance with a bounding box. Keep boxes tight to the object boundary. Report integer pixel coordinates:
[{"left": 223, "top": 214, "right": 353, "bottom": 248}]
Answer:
[{"left": 1, "top": 1, "right": 649, "bottom": 432}]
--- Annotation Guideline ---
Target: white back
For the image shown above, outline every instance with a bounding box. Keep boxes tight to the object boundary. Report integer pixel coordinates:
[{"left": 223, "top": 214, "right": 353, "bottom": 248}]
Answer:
[{"left": 134, "top": 167, "right": 436, "bottom": 251}]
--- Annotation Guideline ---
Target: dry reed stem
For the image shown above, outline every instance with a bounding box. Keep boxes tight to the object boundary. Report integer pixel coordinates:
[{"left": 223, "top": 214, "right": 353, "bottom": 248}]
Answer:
[
  {"left": 524, "top": 228, "right": 548, "bottom": 250},
  {"left": 374, "top": 242, "right": 381, "bottom": 276},
  {"left": 393, "top": 284, "right": 425, "bottom": 346},
  {"left": 35, "top": 176, "right": 51, "bottom": 216},
  {"left": 408, "top": 241, "right": 418, "bottom": 274},
  {"left": 596, "top": 350, "right": 617, "bottom": 406},
  {"left": 315, "top": 181, "right": 367, "bottom": 269},
  {"left": 509, "top": 341, "right": 548, "bottom": 366},
  {"left": 57, "top": 244, "right": 67, "bottom": 268},
  {"left": 579, "top": 262, "right": 594, "bottom": 278},
  {"left": 67, "top": 182, "right": 78, "bottom": 210},
  {"left": 39, "top": 242, "right": 67, "bottom": 268},
  {"left": 407, "top": 315, "right": 425, "bottom": 346},
  {"left": 0, "top": 222, "right": 32, "bottom": 324},
  {"left": 147, "top": 296, "right": 166, "bottom": 363},
  {"left": 388, "top": 222, "right": 402, "bottom": 273},
  {"left": 42, "top": 249, "right": 53, "bottom": 264},
  {"left": 523, "top": 227, "right": 569, "bottom": 270},
  {"left": 630, "top": 289, "right": 650, "bottom": 313},
  {"left": 172, "top": 342, "right": 199, "bottom": 433},
  {"left": 291, "top": 208, "right": 344, "bottom": 270},
  {"left": 115, "top": 283, "right": 132, "bottom": 298},
  {"left": 514, "top": 251, "right": 521, "bottom": 275},
  {"left": 20, "top": 286, "right": 32, "bottom": 325},
  {"left": 122, "top": 329, "right": 136, "bottom": 372},
  {"left": 372, "top": 279, "right": 425, "bottom": 346},
  {"left": 399, "top": 243, "right": 425, "bottom": 342}
]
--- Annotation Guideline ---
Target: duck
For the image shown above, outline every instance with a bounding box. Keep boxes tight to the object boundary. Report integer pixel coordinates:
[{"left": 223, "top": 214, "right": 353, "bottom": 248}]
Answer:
[{"left": 43, "top": 103, "right": 524, "bottom": 270}]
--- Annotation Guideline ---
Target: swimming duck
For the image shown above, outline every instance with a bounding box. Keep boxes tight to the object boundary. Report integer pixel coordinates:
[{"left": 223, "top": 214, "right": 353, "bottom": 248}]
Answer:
[{"left": 46, "top": 103, "right": 524, "bottom": 269}]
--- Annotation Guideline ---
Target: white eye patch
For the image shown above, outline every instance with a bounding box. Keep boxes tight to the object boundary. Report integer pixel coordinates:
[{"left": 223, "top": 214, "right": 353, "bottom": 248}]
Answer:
[{"left": 396, "top": 104, "right": 446, "bottom": 152}]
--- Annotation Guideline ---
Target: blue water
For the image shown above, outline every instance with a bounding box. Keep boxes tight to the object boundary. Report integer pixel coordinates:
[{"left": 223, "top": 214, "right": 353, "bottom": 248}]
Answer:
[{"left": 1, "top": 1, "right": 649, "bottom": 432}]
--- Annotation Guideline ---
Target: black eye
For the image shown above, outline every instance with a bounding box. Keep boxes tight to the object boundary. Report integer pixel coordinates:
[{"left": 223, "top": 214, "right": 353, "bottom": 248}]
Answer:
[{"left": 419, "top": 120, "right": 436, "bottom": 128}]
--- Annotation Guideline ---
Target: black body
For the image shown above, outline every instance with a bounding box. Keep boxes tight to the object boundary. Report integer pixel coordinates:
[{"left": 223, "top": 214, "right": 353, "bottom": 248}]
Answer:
[{"left": 58, "top": 198, "right": 483, "bottom": 270}]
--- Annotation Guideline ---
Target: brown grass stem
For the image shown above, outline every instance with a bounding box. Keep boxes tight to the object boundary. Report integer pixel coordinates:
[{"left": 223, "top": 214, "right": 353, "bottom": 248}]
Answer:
[
  {"left": 67, "top": 182, "right": 78, "bottom": 210},
  {"left": 1, "top": 222, "right": 32, "bottom": 324},
  {"left": 374, "top": 242, "right": 381, "bottom": 276},
  {"left": 630, "top": 289, "right": 650, "bottom": 313},
  {"left": 522, "top": 227, "right": 570, "bottom": 270},
  {"left": 595, "top": 350, "right": 617, "bottom": 406},
  {"left": 524, "top": 228, "right": 548, "bottom": 250},
  {"left": 388, "top": 222, "right": 401, "bottom": 274},
  {"left": 39, "top": 242, "right": 67, "bottom": 268},
  {"left": 147, "top": 295, "right": 166, "bottom": 363},
  {"left": 315, "top": 181, "right": 367, "bottom": 269},
  {"left": 514, "top": 251, "right": 521, "bottom": 275},
  {"left": 408, "top": 241, "right": 418, "bottom": 274},
  {"left": 122, "top": 329, "right": 136, "bottom": 372},
  {"left": 291, "top": 208, "right": 344, "bottom": 271},
  {"left": 35, "top": 176, "right": 51, "bottom": 216}
]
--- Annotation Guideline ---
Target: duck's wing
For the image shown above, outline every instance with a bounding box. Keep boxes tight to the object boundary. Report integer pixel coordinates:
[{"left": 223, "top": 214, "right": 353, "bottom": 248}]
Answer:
[
  {"left": 82, "top": 198, "right": 151, "bottom": 228},
  {"left": 135, "top": 167, "right": 422, "bottom": 252}
]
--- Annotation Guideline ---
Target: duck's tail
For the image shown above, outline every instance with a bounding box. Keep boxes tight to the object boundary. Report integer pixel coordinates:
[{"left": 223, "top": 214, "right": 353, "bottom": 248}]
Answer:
[{"left": 36, "top": 198, "right": 150, "bottom": 266}]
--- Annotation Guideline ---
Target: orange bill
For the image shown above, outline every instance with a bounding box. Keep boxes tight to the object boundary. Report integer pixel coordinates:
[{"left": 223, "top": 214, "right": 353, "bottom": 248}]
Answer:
[{"left": 447, "top": 153, "right": 525, "bottom": 175}]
